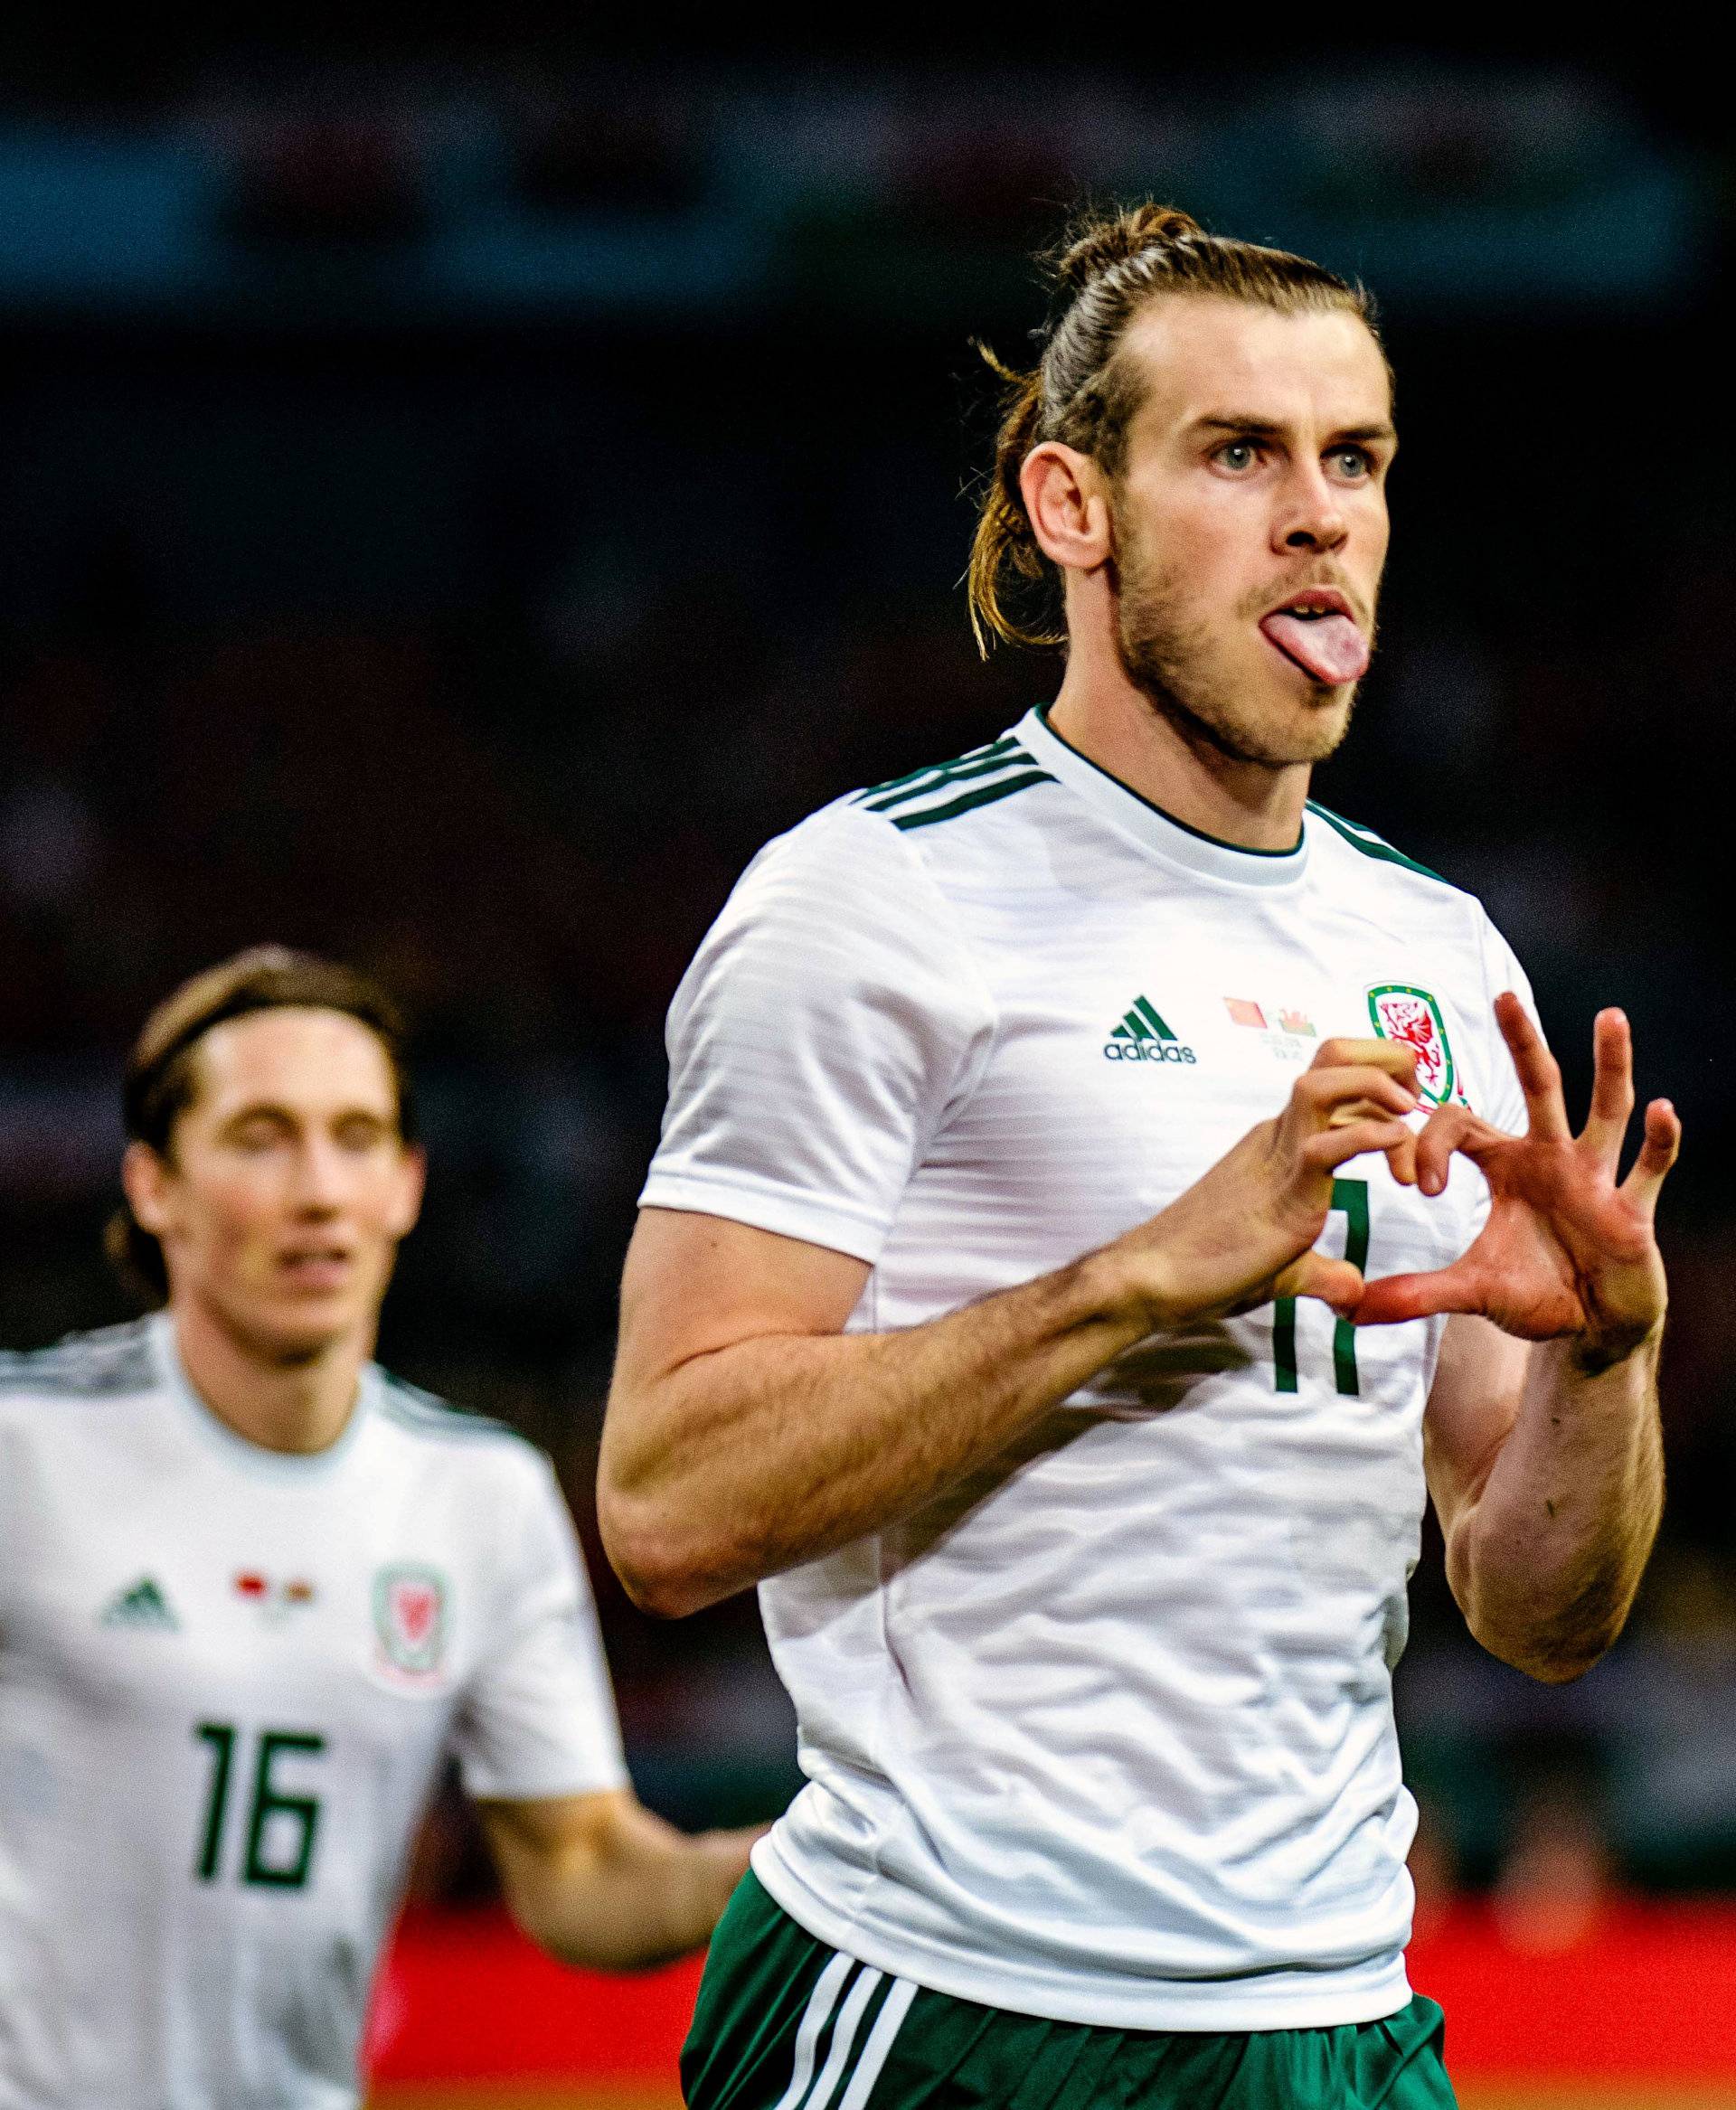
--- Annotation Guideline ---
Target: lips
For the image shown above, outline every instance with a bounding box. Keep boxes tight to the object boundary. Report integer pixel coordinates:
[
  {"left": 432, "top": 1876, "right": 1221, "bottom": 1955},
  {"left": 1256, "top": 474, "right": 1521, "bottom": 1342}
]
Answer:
[
  {"left": 1259, "top": 591, "right": 1370, "bottom": 686},
  {"left": 278, "top": 1249, "right": 353, "bottom": 1291}
]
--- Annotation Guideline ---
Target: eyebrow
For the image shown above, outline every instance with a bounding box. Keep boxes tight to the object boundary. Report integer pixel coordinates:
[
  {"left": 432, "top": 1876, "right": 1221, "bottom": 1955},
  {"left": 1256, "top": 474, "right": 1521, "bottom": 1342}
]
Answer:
[
  {"left": 1194, "top": 414, "right": 1398, "bottom": 446},
  {"left": 217, "top": 1101, "right": 391, "bottom": 1128}
]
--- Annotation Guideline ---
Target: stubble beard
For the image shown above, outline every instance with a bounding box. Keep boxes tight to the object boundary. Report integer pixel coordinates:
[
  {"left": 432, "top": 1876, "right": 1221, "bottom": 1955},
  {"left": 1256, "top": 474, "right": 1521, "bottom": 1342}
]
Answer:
[{"left": 1110, "top": 521, "right": 1366, "bottom": 770}]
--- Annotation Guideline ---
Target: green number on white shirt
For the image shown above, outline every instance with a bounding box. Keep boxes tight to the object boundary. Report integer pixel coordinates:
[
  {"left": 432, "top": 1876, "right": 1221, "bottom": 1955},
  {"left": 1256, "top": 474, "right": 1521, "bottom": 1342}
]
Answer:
[
  {"left": 193, "top": 1722, "right": 326, "bottom": 1889},
  {"left": 1272, "top": 1176, "right": 1371, "bottom": 1397}
]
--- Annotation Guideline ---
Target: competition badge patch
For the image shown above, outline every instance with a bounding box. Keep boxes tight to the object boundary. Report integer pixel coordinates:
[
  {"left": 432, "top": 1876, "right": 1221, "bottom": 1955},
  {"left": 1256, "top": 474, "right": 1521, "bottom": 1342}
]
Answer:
[
  {"left": 373, "top": 1564, "right": 448, "bottom": 1680},
  {"left": 1367, "top": 984, "right": 1456, "bottom": 1107},
  {"left": 234, "top": 1571, "right": 317, "bottom": 1624}
]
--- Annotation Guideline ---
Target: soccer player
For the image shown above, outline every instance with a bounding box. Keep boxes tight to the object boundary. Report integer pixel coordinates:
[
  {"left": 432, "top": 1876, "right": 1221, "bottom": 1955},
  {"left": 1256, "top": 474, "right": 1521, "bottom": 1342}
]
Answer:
[
  {"left": 0, "top": 947, "right": 756, "bottom": 2109},
  {"left": 599, "top": 204, "right": 1680, "bottom": 2106}
]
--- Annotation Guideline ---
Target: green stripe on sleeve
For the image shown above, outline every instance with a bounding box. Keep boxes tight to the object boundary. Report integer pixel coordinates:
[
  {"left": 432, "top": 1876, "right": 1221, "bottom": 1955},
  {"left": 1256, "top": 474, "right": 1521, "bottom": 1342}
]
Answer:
[
  {"left": 864, "top": 748, "right": 1037, "bottom": 813},
  {"left": 892, "top": 769, "right": 1055, "bottom": 831},
  {"left": 1306, "top": 802, "right": 1447, "bottom": 883},
  {"left": 852, "top": 734, "right": 1020, "bottom": 804}
]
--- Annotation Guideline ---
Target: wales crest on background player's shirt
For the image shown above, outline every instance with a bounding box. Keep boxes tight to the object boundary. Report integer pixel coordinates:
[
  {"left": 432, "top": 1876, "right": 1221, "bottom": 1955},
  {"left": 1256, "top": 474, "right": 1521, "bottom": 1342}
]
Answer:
[
  {"left": 373, "top": 1564, "right": 448, "bottom": 1681},
  {"left": 1367, "top": 984, "right": 1455, "bottom": 1107}
]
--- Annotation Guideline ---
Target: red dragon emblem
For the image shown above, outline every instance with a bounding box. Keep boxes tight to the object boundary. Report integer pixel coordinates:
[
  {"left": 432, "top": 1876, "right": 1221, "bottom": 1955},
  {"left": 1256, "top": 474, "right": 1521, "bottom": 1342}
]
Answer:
[{"left": 1367, "top": 984, "right": 1455, "bottom": 1107}]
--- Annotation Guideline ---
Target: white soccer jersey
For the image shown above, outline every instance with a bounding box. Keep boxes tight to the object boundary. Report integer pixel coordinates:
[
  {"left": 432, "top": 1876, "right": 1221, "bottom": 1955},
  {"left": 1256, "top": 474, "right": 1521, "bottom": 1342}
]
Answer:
[
  {"left": 642, "top": 702, "right": 1533, "bottom": 2032},
  {"left": 0, "top": 1314, "right": 627, "bottom": 2109}
]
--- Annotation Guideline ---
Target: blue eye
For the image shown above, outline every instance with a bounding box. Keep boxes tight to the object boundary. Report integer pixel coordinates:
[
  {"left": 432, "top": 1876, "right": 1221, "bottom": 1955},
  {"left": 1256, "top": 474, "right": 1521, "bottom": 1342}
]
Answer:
[
  {"left": 1216, "top": 441, "right": 1257, "bottom": 471},
  {"left": 1333, "top": 448, "right": 1370, "bottom": 477}
]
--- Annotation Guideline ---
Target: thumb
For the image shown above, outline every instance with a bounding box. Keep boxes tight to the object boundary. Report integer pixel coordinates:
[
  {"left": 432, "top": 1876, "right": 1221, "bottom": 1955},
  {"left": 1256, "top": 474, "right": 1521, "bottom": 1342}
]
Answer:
[
  {"left": 1274, "top": 1251, "right": 1364, "bottom": 1317},
  {"left": 1354, "top": 1263, "right": 1472, "bottom": 1327}
]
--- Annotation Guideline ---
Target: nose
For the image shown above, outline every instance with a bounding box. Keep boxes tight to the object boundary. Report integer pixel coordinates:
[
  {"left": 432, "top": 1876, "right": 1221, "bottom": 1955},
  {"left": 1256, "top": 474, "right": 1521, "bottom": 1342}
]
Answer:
[
  {"left": 1273, "top": 462, "right": 1348, "bottom": 555},
  {"left": 289, "top": 1137, "right": 348, "bottom": 1214}
]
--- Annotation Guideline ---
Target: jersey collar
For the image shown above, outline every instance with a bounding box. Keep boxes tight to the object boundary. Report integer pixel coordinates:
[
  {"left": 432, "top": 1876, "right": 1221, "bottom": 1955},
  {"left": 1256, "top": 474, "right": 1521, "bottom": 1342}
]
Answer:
[
  {"left": 1020, "top": 705, "right": 1309, "bottom": 891},
  {"left": 149, "top": 1312, "right": 375, "bottom": 1477}
]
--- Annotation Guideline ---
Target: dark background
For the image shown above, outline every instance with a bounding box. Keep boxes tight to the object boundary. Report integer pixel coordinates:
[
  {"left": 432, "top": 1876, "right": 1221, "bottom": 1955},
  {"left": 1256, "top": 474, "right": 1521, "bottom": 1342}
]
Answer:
[{"left": 3, "top": 26, "right": 1731, "bottom": 1919}]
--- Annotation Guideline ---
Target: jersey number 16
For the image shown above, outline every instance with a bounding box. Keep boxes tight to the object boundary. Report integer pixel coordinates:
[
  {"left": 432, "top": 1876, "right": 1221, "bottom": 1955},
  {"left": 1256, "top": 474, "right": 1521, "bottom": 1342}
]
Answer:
[{"left": 193, "top": 1721, "right": 326, "bottom": 1890}]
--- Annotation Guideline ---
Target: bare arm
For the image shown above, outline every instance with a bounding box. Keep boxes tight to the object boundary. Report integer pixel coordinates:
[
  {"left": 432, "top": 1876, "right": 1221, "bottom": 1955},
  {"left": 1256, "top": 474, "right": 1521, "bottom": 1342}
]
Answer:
[
  {"left": 479, "top": 1788, "right": 761, "bottom": 1971},
  {"left": 1424, "top": 1313, "right": 1662, "bottom": 1681},
  {"left": 1362, "top": 999, "right": 1678, "bottom": 1683},
  {"left": 601, "top": 1040, "right": 1425, "bottom": 1615}
]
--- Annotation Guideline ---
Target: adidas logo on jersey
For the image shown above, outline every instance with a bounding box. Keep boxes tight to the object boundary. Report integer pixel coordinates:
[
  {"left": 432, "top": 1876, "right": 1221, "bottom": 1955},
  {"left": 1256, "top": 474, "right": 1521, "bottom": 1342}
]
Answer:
[
  {"left": 1105, "top": 997, "right": 1197, "bottom": 1065},
  {"left": 99, "top": 1576, "right": 180, "bottom": 1631}
]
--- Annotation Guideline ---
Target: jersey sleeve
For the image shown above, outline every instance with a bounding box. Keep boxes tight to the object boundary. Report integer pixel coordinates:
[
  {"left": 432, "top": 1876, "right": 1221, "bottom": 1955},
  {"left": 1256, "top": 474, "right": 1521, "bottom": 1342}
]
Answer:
[
  {"left": 1474, "top": 907, "right": 1541, "bottom": 1137},
  {"left": 449, "top": 1452, "right": 628, "bottom": 1803},
  {"left": 638, "top": 805, "right": 997, "bottom": 1265}
]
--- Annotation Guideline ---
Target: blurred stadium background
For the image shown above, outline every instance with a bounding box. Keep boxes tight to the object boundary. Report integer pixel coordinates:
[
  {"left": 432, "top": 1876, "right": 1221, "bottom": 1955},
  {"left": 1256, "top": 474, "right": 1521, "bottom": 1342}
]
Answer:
[{"left": 1, "top": 22, "right": 1732, "bottom": 2108}]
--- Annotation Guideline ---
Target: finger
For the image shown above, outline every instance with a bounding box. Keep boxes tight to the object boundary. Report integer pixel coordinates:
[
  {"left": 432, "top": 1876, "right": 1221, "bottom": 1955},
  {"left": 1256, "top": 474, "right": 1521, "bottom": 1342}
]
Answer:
[
  {"left": 1412, "top": 1104, "right": 1506, "bottom": 1195},
  {"left": 1354, "top": 1260, "right": 1479, "bottom": 1326},
  {"left": 1580, "top": 1007, "right": 1636, "bottom": 1170},
  {"left": 1274, "top": 1250, "right": 1363, "bottom": 1317},
  {"left": 1494, "top": 990, "right": 1571, "bottom": 1140},
  {"left": 1619, "top": 1097, "right": 1681, "bottom": 1214},
  {"left": 1300, "top": 1117, "right": 1416, "bottom": 1176},
  {"left": 1292, "top": 1066, "right": 1420, "bottom": 1124},
  {"left": 1311, "top": 1037, "right": 1420, "bottom": 1093},
  {"left": 1326, "top": 1094, "right": 1420, "bottom": 1132}
]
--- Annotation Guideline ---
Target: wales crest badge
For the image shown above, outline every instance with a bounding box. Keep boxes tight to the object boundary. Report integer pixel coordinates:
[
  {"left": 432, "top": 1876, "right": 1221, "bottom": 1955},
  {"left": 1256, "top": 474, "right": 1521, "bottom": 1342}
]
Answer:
[
  {"left": 1367, "top": 984, "right": 1456, "bottom": 1107},
  {"left": 373, "top": 1564, "right": 448, "bottom": 1681}
]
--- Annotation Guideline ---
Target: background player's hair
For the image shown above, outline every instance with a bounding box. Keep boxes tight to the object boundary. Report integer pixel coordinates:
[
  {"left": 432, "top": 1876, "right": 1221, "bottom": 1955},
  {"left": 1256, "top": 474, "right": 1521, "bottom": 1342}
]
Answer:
[
  {"left": 967, "top": 201, "right": 1382, "bottom": 655},
  {"left": 107, "top": 946, "right": 417, "bottom": 1306}
]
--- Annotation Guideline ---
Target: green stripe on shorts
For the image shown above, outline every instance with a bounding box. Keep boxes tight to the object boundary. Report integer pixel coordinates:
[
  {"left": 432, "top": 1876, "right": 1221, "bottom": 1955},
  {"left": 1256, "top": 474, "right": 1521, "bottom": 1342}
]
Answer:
[{"left": 683, "top": 1872, "right": 1457, "bottom": 2108}]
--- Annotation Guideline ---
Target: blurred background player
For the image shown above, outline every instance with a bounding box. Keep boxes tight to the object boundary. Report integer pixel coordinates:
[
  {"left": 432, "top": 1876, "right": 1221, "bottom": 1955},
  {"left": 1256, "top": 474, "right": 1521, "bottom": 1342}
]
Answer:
[
  {"left": 0, "top": 947, "right": 756, "bottom": 2110},
  {"left": 600, "top": 205, "right": 1679, "bottom": 2107}
]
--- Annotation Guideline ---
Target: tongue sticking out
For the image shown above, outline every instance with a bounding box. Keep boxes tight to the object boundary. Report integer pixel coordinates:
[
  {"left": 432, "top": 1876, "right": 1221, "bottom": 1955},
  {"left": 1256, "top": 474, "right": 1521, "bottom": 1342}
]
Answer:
[{"left": 1260, "top": 610, "right": 1369, "bottom": 685}]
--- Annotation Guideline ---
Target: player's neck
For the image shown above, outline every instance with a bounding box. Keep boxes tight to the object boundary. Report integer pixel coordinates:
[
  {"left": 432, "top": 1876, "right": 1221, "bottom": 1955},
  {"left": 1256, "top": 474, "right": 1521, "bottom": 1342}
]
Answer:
[
  {"left": 1047, "top": 643, "right": 1309, "bottom": 854},
  {"left": 168, "top": 1295, "right": 372, "bottom": 1455}
]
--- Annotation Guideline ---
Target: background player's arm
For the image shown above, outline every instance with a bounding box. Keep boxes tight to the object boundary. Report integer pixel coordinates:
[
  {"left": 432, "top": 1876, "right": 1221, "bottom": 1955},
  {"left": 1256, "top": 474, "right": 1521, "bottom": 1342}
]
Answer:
[
  {"left": 1362, "top": 999, "right": 1677, "bottom": 1683},
  {"left": 601, "top": 1041, "right": 1422, "bottom": 1616},
  {"left": 478, "top": 1788, "right": 760, "bottom": 1971}
]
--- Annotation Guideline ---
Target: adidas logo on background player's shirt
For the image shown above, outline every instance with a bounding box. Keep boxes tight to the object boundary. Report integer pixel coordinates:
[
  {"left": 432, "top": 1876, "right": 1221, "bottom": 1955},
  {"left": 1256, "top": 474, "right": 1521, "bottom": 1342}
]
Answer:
[
  {"left": 99, "top": 1576, "right": 179, "bottom": 1631},
  {"left": 645, "top": 700, "right": 1537, "bottom": 2035}
]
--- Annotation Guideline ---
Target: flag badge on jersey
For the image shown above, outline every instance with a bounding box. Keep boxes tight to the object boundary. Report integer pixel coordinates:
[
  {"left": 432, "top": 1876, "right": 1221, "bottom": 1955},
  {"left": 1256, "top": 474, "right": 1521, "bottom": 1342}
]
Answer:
[
  {"left": 234, "top": 1571, "right": 317, "bottom": 1623},
  {"left": 373, "top": 1565, "right": 447, "bottom": 1680},
  {"left": 1225, "top": 997, "right": 1316, "bottom": 1038},
  {"left": 1367, "top": 984, "right": 1456, "bottom": 1107}
]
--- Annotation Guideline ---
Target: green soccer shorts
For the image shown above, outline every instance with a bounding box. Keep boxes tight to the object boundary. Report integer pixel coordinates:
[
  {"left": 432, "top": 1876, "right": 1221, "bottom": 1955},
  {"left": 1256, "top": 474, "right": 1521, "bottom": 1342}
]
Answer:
[{"left": 682, "top": 1873, "right": 1457, "bottom": 2109}]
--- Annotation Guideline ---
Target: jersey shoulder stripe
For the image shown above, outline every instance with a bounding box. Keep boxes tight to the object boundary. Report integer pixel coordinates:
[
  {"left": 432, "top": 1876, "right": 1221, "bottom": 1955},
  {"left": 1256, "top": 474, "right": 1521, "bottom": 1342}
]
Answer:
[
  {"left": 849, "top": 735, "right": 1056, "bottom": 834},
  {"left": 376, "top": 1372, "right": 521, "bottom": 1446},
  {"left": 850, "top": 732, "right": 1022, "bottom": 805},
  {"left": 892, "top": 768, "right": 1055, "bottom": 831},
  {"left": 1306, "top": 801, "right": 1449, "bottom": 885},
  {"left": 0, "top": 1319, "right": 157, "bottom": 1400}
]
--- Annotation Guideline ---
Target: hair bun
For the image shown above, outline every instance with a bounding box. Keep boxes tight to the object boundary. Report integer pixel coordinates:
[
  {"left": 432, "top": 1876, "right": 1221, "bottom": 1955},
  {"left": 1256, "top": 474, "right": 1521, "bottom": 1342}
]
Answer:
[{"left": 1052, "top": 203, "right": 1204, "bottom": 295}]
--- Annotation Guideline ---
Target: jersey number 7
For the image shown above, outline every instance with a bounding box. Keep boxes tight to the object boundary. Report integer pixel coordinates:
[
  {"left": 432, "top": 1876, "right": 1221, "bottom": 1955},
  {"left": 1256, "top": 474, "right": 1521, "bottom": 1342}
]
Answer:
[{"left": 1272, "top": 1177, "right": 1370, "bottom": 1397}]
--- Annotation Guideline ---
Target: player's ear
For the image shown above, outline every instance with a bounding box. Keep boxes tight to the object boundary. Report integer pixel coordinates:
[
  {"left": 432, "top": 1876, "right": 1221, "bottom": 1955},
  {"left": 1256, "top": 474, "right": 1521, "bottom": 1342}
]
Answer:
[
  {"left": 1021, "top": 443, "right": 1112, "bottom": 574},
  {"left": 387, "top": 1142, "right": 427, "bottom": 1239},
  {"left": 120, "top": 1141, "right": 175, "bottom": 1238}
]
